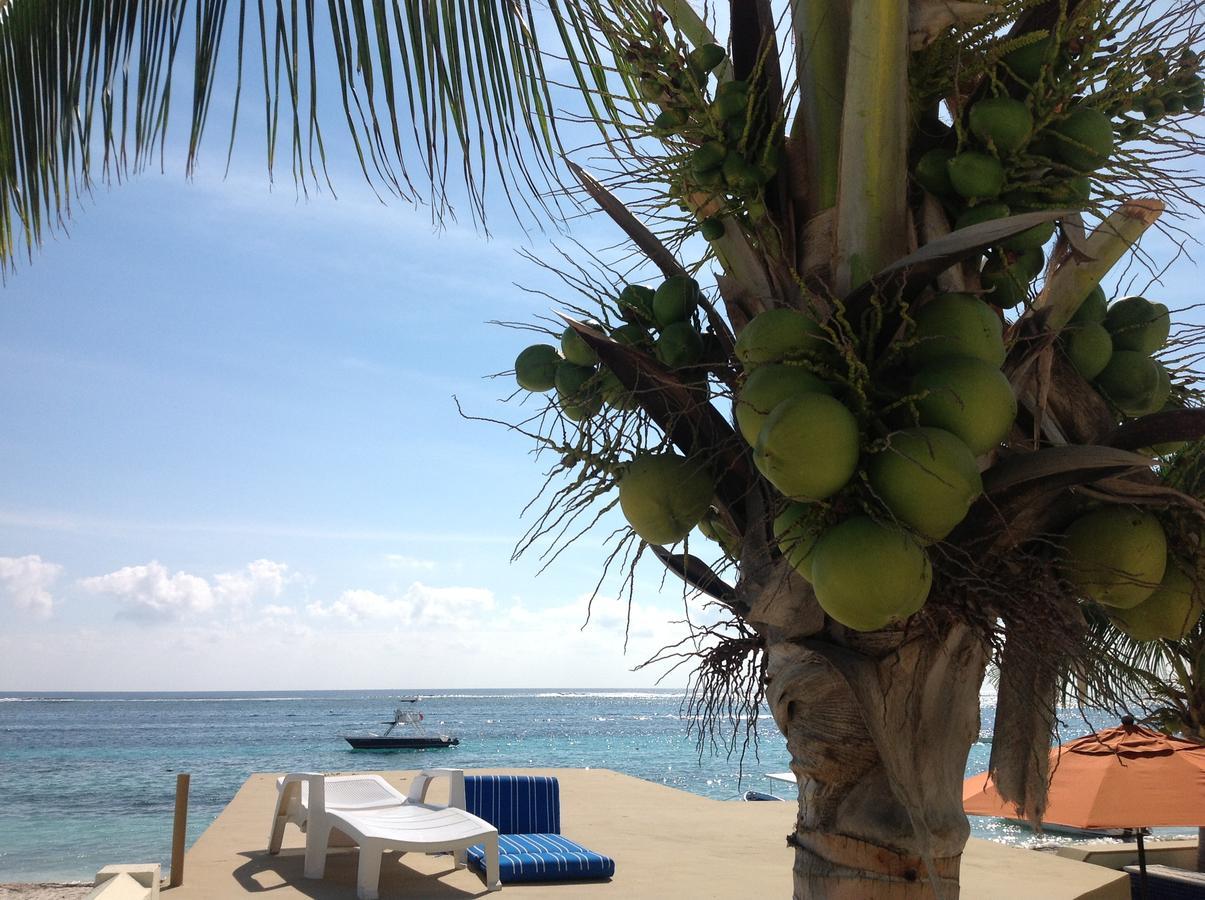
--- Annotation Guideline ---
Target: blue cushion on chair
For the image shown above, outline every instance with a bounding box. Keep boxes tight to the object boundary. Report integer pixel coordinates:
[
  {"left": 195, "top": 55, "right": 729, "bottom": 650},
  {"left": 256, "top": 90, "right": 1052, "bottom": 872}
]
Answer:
[
  {"left": 467, "top": 833, "right": 616, "bottom": 883},
  {"left": 464, "top": 775, "right": 561, "bottom": 835}
]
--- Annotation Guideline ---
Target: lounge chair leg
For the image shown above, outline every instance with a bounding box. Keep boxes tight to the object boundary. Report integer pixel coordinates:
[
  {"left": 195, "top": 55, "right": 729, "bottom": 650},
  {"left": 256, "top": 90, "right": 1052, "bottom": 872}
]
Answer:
[
  {"left": 453, "top": 846, "right": 467, "bottom": 870},
  {"left": 355, "top": 843, "right": 383, "bottom": 900},
  {"left": 484, "top": 834, "right": 501, "bottom": 892},
  {"left": 303, "top": 819, "right": 331, "bottom": 880},
  {"left": 268, "top": 814, "right": 286, "bottom": 855}
]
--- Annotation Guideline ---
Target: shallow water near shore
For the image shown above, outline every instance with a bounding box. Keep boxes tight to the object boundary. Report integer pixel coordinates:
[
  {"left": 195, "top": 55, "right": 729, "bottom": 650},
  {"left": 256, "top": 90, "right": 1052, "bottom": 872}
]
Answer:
[{"left": 0, "top": 689, "right": 1184, "bottom": 882}]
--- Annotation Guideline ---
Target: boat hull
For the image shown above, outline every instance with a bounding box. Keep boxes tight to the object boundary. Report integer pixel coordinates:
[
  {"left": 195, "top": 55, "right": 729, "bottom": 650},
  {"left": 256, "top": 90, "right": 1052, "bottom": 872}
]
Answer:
[{"left": 343, "top": 736, "right": 459, "bottom": 750}]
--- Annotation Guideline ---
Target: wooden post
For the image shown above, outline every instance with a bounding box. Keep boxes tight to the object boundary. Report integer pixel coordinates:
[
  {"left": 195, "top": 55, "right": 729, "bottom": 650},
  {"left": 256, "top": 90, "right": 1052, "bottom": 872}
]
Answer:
[{"left": 169, "top": 773, "right": 190, "bottom": 888}]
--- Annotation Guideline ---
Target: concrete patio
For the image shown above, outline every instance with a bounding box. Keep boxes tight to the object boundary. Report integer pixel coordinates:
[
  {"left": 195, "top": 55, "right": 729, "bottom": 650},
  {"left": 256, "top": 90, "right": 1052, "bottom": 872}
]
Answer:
[{"left": 160, "top": 768, "right": 1128, "bottom": 899}]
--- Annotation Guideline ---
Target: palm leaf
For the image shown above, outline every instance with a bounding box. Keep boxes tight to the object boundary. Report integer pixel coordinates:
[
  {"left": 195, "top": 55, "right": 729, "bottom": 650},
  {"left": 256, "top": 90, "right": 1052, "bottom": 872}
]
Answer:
[{"left": 0, "top": 0, "right": 638, "bottom": 269}]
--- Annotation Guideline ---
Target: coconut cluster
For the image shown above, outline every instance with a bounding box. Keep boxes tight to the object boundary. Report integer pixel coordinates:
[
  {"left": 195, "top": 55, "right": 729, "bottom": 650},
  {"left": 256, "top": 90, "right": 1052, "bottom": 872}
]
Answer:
[
  {"left": 914, "top": 38, "right": 1127, "bottom": 310},
  {"left": 512, "top": 275, "right": 716, "bottom": 421},
  {"left": 730, "top": 294, "right": 1017, "bottom": 632},
  {"left": 628, "top": 38, "right": 780, "bottom": 234},
  {"left": 1056, "top": 291, "right": 1199, "bottom": 642},
  {"left": 1112, "top": 49, "right": 1203, "bottom": 136},
  {"left": 1064, "top": 292, "right": 1173, "bottom": 418},
  {"left": 1061, "top": 506, "right": 1201, "bottom": 642}
]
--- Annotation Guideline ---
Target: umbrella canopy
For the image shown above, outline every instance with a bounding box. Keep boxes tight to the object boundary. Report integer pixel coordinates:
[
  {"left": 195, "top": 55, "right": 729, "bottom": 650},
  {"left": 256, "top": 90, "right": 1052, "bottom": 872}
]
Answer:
[{"left": 963, "top": 718, "right": 1205, "bottom": 830}]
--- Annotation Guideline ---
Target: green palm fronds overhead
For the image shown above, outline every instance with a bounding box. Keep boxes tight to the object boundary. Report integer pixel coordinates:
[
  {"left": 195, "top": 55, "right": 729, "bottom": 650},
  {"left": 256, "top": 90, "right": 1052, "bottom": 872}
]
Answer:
[{"left": 0, "top": 0, "right": 636, "bottom": 263}]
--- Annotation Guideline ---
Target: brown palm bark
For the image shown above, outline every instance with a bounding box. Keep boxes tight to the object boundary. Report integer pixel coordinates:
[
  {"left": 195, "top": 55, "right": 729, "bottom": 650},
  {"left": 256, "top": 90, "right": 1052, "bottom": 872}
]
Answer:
[{"left": 746, "top": 554, "right": 988, "bottom": 898}]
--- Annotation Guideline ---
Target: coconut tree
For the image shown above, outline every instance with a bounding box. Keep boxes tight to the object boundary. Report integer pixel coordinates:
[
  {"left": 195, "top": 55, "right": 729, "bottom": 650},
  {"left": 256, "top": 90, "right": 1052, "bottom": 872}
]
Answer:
[{"left": 6, "top": 1, "right": 1205, "bottom": 897}]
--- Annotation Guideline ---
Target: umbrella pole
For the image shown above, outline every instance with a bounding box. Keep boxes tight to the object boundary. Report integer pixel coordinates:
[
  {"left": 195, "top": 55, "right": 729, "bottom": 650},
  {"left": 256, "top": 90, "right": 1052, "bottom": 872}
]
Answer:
[{"left": 1137, "top": 830, "right": 1150, "bottom": 900}]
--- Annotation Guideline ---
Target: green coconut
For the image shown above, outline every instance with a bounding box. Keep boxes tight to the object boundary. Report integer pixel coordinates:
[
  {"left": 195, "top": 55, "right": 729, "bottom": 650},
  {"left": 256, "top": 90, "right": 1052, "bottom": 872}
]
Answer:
[
  {"left": 735, "top": 364, "right": 832, "bottom": 445},
  {"left": 697, "top": 508, "right": 740, "bottom": 557},
  {"left": 810, "top": 516, "right": 933, "bottom": 631},
  {"left": 773, "top": 502, "right": 824, "bottom": 580},
  {"left": 1002, "top": 219, "right": 1056, "bottom": 252},
  {"left": 514, "top": 344, "right": 562, "bottom": 392},
  {"left": 712, "top": 89, "right": 748, "bottom": 121},
  {"left": 1071, "top": 285, "right": 1109, "bottom": 325},
  {"left": 1001, "top": 35, "right": 1054, "bottom": 82},
  {"left": 653, "top": 276, "right": 702, "bottom": 327},
  {"left": 655, "top": 322, "right": 705, "bottom": 369},
  {"left": 688, "top": 42, "right": 726, "bottom": 74},
  {"left": 555, "top": 361, "right": 597, "bottom": 398},
  {"left": 734, "top": 308, "right": 825, "bottom": 369},
  {"left": 610, "top": 323, "right": 652, "bottom": 349},
  {"left": 1062, "top": 323, "right": 1113, "bottom": 381},
  {"left": 969, "top": 97, "right": 1034, "bottom": 154},
  {"left": 1043, "top": 174, "right": 1093, "bottom": 205},
  {"left": 691, "top": 141, "right": 727, "bottom": 174},
  {"left": 955, "top": 203, "right": 1010, "bottom": 231},
  {"left": 560, "top": 325, "right": 599, "bottom": 366},
  {"left": 1095, "top": 351, "right": 1161, "bottom": 406},
  {"left": 618, "top": 452, "right": 715, "bottom": 545},
  {"left": 867, "top": 427, "right": 983, "bottom": 542},
  {"left": 599, "top": 369, "right": 638, "bottom": 411},
  {"left": 910, "top": 293, "right": 1006, "bottom": 367},
  {"left": 980, "top": 269, "right": 1025, "bottom": 309},
  {"left": 1110, "top": 557, "right": 1202, "bottom": 641},
  {"left": 700, "top": 218, "right": 725, "bottom": 241},
  {"left": 561, "top": 395, "right": 603, "bottom": 420},
  {"left": 722, "top": 153, "right": 761, "bottom": 193},
  {"left": 1118, "top": 361, "right": 1171, "bottom": 418},
  {"left": 555, "top": 362, "right": 601, "bottom": 420},
  {"left": 754, "top": 393, "right": 860, "bottom": 501},
  {"left": 1049, "top": 107, "right": 1115, "bottom": 171},
  {"left": 947, "top": 152, "right": 1006, "bottom": 199},
  {"left": 653, "top": 109, "right": 688, "bottom": 135},
  {"left": 979, "top": 247, "right": 1042, "bottom": 310},
  {"left": 1104, "top": 296, "right": 1171, "bottom": 354},
  {"left": 915, "top": 148, "right": 955, "bottom": 196},
  {"left": 1061, "top": 506, "right": 1167, "bottom": 608},
  {"left": 912, "top": 357, "right": 1018, "bottom": 455},
  {"left": 618, "top": 285, "right": 656, "bottom": 324}
]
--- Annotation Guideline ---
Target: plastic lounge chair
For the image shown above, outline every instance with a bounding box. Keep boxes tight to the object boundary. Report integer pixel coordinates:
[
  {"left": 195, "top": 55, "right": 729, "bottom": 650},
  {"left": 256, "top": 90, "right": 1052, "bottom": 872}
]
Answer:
[
  {"left": 268, "top": 769, "right": 501, "bottom": 899},
  {"left": 462, "top": 775, "right": 615, "bottom": 884}
]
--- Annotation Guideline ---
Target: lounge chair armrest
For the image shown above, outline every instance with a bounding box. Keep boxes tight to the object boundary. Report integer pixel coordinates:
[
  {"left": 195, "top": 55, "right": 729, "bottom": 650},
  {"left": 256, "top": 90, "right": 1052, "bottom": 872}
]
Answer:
[
  {"left": 270, "top": 773, "right": 327, "bottom": 854},
  {"left": 280, "top": 773, "right": 327, "bottom": 811},
  {"left": 407, "top": 768, "right": 466, "bottom": 809}
]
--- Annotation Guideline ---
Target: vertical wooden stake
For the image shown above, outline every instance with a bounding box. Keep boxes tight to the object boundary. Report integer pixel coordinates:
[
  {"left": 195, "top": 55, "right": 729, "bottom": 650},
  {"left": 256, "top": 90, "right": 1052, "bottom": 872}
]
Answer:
[{"left": 169, "top": 773, "right": 190, "bottom": 887}]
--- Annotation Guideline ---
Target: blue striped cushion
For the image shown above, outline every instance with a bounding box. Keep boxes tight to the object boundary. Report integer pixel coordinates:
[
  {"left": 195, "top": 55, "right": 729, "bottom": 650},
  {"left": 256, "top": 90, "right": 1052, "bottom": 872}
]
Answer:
[
  {"left": 467, "top": 833, "right": 616, "bottom": 883},
  {"left": 464, "top": 775, "right": 561, "bottom": 835}
]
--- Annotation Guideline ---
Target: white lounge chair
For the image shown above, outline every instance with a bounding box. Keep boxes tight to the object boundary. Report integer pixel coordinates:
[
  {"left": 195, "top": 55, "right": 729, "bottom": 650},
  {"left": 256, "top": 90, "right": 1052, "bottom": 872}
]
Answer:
[{"left": 268, "top": 769, "right": 500, "bottom": 899}]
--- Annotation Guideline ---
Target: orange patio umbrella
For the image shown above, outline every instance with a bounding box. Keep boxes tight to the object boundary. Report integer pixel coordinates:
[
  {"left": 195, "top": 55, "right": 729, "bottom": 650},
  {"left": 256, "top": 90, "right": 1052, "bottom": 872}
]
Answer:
[{"left": 964, "top": 716, "right": 1205, "bottom": 897}]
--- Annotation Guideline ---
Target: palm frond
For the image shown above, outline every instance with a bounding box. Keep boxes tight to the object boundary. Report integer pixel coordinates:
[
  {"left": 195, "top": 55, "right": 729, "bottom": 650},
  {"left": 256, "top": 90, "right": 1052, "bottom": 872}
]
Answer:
[{"left": 0, "top": 0, "right": 645, "bottom": 269}]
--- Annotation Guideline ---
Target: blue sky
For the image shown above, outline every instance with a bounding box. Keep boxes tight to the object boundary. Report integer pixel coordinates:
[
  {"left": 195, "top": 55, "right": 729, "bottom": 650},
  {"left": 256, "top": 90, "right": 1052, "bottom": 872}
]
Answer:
[
  {"left": 0, "top": 12, "right": 1203, "bottom": 692},
  {"left": 0, "top": 142, "right": 710, "bottom": 690}
]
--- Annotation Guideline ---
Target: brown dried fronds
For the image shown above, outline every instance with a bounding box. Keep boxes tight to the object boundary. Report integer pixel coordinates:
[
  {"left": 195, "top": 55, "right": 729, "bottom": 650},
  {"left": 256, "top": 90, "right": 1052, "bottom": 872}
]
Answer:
[{"left": 639, "top": 614, "right": 767, "bottom": 773}]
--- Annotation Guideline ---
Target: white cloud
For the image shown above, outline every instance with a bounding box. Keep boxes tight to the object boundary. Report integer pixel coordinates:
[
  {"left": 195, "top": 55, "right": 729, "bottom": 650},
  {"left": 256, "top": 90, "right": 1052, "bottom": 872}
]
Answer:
[
  {"left": 79, "top": 558, "right": 294, "bottom": 622},
  {"left": 80, "top": 561, "right": 216, "bottom": 622},
  {"left": 214, "top": 559, "right": 292, "bottom": 606},
  {"left": 383, "top": 554, "right": 437, "bottom": 571},
  {"left": 0, "top": 555, "right": 63, "bottom": 617},
  {"left": 307, "top": 581, "right": 494, "bottom": 625}
]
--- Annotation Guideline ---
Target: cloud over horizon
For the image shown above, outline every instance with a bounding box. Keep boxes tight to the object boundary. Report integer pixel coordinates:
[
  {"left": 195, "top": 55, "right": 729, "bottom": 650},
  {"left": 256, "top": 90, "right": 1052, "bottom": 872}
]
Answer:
[
  {"left": 0, "top": 555, "right": 63, "bottom": 617},
  {"left": 79, "top": 559, "right": 294, "bottom": 622},
  {"left": 307, "top": 581, "right": 494, "bottom": 625}
]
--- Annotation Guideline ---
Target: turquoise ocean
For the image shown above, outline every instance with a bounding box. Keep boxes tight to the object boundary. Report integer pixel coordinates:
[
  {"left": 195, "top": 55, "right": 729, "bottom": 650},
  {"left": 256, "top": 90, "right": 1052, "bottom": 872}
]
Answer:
[{"left": 0, "top": 689, "right": 1168, "bottom": 882}]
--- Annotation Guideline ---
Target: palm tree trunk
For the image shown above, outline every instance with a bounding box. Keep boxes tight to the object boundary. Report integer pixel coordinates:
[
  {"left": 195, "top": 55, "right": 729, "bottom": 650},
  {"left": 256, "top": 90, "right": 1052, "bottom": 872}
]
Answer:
[{"left": 759, "top": 586, "right": 988, "bottom": 899}]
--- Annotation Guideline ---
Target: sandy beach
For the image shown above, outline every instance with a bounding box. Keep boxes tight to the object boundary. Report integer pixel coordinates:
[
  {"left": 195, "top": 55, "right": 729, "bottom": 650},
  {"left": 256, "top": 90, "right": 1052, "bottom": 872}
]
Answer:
[{"left": 0, "top": 885, "right": 90, "bottom": 900}]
